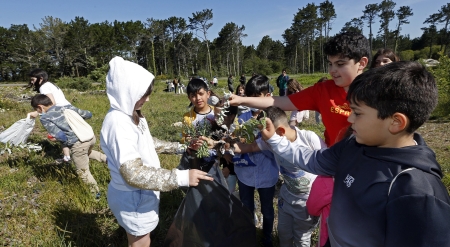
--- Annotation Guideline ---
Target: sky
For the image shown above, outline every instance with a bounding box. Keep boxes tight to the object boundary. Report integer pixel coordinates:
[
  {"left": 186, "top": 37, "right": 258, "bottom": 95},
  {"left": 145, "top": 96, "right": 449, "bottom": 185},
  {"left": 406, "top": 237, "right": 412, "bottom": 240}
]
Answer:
[{"left": 0, "top": 0, "right": 446, "bottom": 46}]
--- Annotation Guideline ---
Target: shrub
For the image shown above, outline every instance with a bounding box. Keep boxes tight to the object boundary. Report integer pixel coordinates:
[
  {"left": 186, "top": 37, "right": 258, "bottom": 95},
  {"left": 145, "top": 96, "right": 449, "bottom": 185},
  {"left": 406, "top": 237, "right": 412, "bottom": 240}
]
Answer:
[
  {"left": 54, "top": 76, "right": 93, "bottom": 91},
  {"left": 88, "top": 64, "right": 108, "bottom": 83},
  {"left": 399, "top": 50, "right": 414, "bottom": 61},
  {"left": 429, "top": 54, "right": 450, "bottom": 119}
]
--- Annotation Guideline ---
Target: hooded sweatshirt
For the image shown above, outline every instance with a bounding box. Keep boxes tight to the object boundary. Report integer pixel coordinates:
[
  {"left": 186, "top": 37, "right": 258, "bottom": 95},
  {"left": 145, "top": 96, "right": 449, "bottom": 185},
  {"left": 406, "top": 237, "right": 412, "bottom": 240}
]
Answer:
[
  {"left": 100, "top": 56, "right": 189, "bottom": 192},
  {"left": 266, "top": 133, "right": 450, "bottom": 247}
]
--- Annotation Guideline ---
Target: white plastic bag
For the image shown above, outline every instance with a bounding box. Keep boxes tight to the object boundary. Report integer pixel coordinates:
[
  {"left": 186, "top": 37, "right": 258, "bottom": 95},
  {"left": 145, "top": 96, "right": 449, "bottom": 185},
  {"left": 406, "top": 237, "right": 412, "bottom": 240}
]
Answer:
[
  {"left": 0, "top": 114, "right": 35, "bottom": 146},
  {"left": 63, "top": 109, "right": 94, "bottom": 142}
]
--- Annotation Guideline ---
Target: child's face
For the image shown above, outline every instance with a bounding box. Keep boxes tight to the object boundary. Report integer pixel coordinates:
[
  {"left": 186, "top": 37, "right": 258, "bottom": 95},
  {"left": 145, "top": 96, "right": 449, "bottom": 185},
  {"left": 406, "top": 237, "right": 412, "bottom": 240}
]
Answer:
[
  {"left": 30, "top": 77, "right": 39, "bottom": 85},
  {"left": 239, "top": 88, "right": 245, "bottom": 96},
  {"left": 348, "top": 101, "right": 391, "bottom": 147},
  {"left": 134, "top": 95, "right": 149, "bottom": 111},
  {"left": 328, "top": 55, "right": 366, "bottom": 92},
  {"left": 374, "top": 54, "right": 393, "bottom": 68},
  {"left": 188, "top": 88, "right": 210, "bottom": 111}
]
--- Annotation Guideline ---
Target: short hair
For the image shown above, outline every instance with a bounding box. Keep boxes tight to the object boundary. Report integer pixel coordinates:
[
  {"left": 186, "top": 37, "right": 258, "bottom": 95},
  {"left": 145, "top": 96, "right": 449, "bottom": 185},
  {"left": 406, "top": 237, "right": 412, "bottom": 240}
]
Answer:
[
  {"left": 186, "top": 78, "right": 209, "bottom": 95},
  {"left": 287, "top": 79, "right": 303, "bottom": 95},
  {"left": 370, "top": 48, "right": 400, "bottom": 69},
  {"left": 245, "top": 75, "right": 270, "bottom": 97},
  {"left": 324, "top": 32, "right": 370, "bottom": 62},
  {"left": 347, "top": 61, "right": 437, "bottom": 133},
  {"left": 31, "top": 94, "right": 53, "bottom": 108},
  {"left": 263, "top": 106, "right": 288, "bottom": 128},
  {"left": 28, "top": 68, "right": 49, "bottom": 92}
]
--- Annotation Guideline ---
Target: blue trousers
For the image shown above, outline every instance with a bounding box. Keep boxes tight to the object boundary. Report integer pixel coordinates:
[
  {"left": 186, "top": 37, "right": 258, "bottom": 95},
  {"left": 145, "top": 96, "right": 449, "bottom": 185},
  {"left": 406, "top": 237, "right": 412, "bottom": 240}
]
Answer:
[{"left": 238, "top": 180, "right": 275, "bottom": 247}]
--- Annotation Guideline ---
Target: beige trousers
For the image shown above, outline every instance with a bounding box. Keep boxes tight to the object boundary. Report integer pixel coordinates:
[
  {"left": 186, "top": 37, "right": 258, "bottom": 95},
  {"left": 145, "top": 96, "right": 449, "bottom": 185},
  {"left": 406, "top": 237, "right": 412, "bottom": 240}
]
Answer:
[{"left": 70, "top": 136, "right": 106, "bottom": 193}]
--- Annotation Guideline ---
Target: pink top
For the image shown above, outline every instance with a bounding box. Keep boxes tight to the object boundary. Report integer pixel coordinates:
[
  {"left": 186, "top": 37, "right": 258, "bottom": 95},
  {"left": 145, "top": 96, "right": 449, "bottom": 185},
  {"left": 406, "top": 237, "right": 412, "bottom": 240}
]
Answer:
[{"left": 306, "top": 176, "right": 334, "bottom": 247}]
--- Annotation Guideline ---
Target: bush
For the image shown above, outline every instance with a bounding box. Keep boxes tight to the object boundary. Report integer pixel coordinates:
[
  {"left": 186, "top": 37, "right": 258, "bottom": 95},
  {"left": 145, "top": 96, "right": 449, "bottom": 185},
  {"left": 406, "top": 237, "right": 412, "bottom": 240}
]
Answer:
[
  {"left": 54, "top": 76, "right": 93, "bottom": 91},
  {"left": 429, "top": 54, "right": 450, "bottom": 119},
  {"left": 399, "top": 50, "right": 414, "bottom": 61},
  {"left": 88, "top": 64, "right": 108, "bottom": 83}
]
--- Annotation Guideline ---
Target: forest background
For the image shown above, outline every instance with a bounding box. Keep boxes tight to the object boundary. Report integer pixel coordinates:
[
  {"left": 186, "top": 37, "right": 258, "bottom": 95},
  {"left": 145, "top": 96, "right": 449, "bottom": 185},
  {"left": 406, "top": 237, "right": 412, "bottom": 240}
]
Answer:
[{"left": 0, "top": 1, "right": 450, "bottom": 83}]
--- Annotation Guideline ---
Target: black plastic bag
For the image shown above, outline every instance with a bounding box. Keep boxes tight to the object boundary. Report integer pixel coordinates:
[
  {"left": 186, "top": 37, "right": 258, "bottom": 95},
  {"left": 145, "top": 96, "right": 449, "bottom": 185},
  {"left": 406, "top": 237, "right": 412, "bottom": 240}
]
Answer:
[{"left": 164, "top": 160, "right": 257, "bottom": 247}]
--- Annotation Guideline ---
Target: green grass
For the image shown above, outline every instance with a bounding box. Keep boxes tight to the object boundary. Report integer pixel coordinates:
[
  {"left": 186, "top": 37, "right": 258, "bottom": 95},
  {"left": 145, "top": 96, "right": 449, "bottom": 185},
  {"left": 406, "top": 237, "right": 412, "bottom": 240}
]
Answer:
[{"left": 0, "top": 74, "right": 448, "bottom": 246}]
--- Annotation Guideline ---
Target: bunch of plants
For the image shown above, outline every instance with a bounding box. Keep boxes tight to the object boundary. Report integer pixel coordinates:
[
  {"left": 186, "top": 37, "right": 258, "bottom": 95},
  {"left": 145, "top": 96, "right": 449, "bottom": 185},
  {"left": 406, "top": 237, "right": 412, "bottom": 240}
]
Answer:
[{"left": 182, "top": 93, "right": 267, "bottom": 159}]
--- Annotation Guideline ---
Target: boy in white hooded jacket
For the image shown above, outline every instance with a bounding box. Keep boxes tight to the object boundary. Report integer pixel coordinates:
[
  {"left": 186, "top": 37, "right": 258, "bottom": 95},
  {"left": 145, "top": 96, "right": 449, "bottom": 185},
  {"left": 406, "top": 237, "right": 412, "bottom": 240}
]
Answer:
[{"left": 100, "top": 56, "right": 212, "bottom": 247}]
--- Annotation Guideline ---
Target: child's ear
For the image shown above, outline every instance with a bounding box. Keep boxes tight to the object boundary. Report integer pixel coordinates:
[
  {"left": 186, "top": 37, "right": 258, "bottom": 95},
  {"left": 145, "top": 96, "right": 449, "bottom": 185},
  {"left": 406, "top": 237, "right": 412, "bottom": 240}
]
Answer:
[
  {"left": 388, "top": 112, "right": 409, "bottom": 134},
  {"left": 358, "top": 57, "right": 369, "bottom": 70},
  {"left": 275, "top": 126, "right": 286, "bottom": 136},
  {"left": 264, "top": 92, "right": 271, "bottom": 97}
]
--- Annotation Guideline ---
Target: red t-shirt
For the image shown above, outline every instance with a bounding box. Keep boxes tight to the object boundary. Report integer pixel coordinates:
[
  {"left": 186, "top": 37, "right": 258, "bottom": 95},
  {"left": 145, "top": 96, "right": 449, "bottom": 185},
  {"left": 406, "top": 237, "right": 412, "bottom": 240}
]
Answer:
[{"left": 288, "top": 79, "right": 351, "bottom": 146}]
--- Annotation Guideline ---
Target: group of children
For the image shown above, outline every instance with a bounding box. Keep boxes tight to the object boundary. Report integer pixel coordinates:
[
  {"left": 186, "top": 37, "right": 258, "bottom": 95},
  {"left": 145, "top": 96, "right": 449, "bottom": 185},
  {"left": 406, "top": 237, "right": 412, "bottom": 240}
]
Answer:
[{"left": 24, "top": 31, "right": 450, "bottom": 247}]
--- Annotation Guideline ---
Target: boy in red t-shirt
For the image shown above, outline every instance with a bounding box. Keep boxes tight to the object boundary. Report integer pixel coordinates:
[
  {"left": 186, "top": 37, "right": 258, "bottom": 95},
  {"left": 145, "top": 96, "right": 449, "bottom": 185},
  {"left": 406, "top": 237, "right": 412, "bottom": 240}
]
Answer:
[{"left": 228, "top": 31, "right": 370, "bottom": 147}]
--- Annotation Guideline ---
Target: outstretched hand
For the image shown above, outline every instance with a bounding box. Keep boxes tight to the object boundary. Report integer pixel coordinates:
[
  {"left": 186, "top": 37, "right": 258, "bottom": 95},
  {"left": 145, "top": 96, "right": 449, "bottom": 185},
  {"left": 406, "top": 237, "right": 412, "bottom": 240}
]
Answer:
[
  {"left": 258, "top": 118, "right": 276, "bottom": 141},
  {"left": 227, "top": 94, "right": 243, "bottom": 106},
  {"left": 189, "top": 169, "right": 214, "bottom": 186}
]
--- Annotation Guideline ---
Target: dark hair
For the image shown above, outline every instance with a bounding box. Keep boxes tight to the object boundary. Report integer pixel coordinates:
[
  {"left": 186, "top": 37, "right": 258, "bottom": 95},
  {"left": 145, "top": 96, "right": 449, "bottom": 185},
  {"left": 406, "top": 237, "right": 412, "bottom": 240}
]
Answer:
[
  {"left": 245, "top": 75, "right": 270, "bottom": 97},
  {"left": 31, "top": 94, "right": 53, "bottom": 108},
  {"left": 133, "top": 79, "right": 155, "bottom": 125},
  {"left": 287, "top": 79, "right": 303, "bottom": 95},
  {"left": 263, "top": 106, "right": 288, "bottom": 127},
  {"left": 324, "top": 32, "right": 370, "bottom": 62},
  {"left": 186, "top": 78, "right": 209, "bottom": 95},
  {"left": 235, "top": 84, "right": 245, "bottom": 95},
  {"left": 347, "top": 61, "right": 437, "bottom": 133},
  {"left": 370, "top": 48, "right": 400, "bottom": 69},
  {"left": 28, "top": 68, "right": 49, "bottom": 92}
]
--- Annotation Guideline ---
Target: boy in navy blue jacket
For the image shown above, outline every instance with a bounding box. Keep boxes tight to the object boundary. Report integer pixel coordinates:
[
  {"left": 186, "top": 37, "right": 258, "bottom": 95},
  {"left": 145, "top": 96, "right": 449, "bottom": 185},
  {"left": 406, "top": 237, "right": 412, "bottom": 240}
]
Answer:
[{"left": 259, "top": 61, "right": 450, "bottom": 247}]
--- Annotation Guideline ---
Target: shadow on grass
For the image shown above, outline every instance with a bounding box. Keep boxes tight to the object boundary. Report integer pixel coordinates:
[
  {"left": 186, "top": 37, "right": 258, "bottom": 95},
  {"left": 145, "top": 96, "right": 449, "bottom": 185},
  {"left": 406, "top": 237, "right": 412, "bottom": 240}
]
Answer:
[{"left": 53, "top": 206, "right": 127, "bottom": 247}]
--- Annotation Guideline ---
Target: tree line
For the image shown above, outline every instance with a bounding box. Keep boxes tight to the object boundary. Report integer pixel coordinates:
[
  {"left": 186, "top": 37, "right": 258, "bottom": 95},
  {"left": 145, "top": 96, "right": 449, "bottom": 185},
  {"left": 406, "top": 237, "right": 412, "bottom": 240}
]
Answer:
[{"left": 0, "top": 1, "right": 449, "bottom": 82}]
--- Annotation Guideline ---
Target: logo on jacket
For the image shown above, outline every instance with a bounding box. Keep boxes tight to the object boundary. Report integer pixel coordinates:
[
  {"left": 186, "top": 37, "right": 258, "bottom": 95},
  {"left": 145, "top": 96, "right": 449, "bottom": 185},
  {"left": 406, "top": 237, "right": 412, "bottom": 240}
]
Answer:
[{"left": 344, "top": 174, "right": 355, "bottom": 188}]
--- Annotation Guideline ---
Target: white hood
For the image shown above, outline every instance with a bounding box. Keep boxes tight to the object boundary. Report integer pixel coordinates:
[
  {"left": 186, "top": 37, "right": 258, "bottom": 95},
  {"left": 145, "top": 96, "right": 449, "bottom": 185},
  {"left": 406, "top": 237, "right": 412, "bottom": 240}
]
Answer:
[{"left": 106, "top": 56, "right": 155, "bottom": 116}]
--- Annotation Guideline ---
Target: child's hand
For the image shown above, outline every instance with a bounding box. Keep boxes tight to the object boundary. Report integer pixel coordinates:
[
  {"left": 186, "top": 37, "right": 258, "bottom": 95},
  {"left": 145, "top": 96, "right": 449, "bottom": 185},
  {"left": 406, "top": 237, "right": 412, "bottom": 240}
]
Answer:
[
  {"left": 189, "top": 169, "right": 214, "bottom": 186},
  {"left": 29, "top": 111, "right": 39, "bottom": 118},
  {"left": 47, "top": 134, "right": 57, "bottom": 142},
  {"left": 227, "top": 94, "right": 243, "bottom": 106},
  {"left": 259, "top": 118, "right": 276, "bottom": 141}
]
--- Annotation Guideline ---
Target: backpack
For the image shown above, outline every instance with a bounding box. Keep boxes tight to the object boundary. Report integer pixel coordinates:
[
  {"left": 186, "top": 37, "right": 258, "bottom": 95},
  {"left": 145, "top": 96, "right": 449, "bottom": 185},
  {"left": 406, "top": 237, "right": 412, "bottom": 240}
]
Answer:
[{"left": 63, "top": 109, "right": 94, "bottom": 142}]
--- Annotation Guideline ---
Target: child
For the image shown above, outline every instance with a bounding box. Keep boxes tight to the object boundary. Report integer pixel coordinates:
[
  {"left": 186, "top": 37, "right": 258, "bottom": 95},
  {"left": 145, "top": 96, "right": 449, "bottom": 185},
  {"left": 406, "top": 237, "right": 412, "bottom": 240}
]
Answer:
[
  {"left": 228, "top": 32, "right": 370, "bottom": 147},
  {"left": 233, "top": 106, "right": 326, "bottom": 247},
  {"left": 286, "top": 79, "right": 310, "bottom": 127},
  {"left": 100, "top": 57, "right": 212, "bottom": 247},
  {"left": 234, "top": 75, "right": 279, "bottom": 247},
  {"left": 235, "top": 84, "right": 246, "bottom": 97},
  {"left": 370, "top": 48, "right": 400, "bottom": 68},
  {"left": 30, "top": 94, "right": 106, "bottom": 197},
  {"left": 181, "top": 78, "right": 215, "bottom": 144},
  {"left": 27, "top": 69, "right": 72, "bottom": 163},
  {"left": 259, "top": 61, "right": 450, "bottom": 246}
]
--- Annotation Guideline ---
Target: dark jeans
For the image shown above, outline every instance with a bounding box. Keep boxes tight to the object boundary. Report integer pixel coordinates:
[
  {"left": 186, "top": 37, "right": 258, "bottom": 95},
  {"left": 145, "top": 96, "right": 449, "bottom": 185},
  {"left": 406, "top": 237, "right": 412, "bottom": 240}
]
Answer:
[
  {"left": 279, "top": 88, "right": 287, "bottom": 96},
  {"left": 238, "top": 180, "right": 275, "bottom": 247}
]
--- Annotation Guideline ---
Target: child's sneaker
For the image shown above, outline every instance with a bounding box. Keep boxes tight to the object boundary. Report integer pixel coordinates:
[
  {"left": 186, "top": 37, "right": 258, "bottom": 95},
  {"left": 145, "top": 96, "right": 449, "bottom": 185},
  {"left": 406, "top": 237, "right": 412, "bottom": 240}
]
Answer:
[{"left": 55, "top": 156, "right": 71, "bottom": 164}]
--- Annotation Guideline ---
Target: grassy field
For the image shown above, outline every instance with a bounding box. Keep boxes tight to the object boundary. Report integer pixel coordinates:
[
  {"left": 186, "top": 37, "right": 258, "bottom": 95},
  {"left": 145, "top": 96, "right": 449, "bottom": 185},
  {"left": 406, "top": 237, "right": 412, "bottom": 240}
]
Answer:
[{"left": 0, "top": 75, "right": 448, "bottom": 246}]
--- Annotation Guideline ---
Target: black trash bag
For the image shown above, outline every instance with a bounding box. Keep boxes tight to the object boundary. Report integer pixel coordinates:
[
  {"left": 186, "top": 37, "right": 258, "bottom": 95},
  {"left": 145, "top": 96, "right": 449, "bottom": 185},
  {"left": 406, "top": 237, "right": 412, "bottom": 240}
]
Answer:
[{"left": 164, "top": 161, "right": 257, "bottom": 247}]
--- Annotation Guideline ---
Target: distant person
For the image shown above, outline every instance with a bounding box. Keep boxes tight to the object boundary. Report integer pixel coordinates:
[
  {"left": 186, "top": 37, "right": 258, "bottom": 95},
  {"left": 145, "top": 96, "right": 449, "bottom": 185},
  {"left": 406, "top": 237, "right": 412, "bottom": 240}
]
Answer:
[
  {"left": 276, "top": 69, "right": 289, "bottom": 96},
  {"left": 286, "top": 79, "right": 309, "bottom": 127},
  {"left": 173, "top": 78, "right": 179, "bottom": 94},
  {"left": 227, "top": 74, "right": 234, "bottom": 92},
  {"left": 100, "top": 57, "right": 212, "bottom": 247},
  {"left": 371, "top": 48, "right": 400, "bottom": 69},
  {"left": 31, "top": 94, "right": 106, "bottom": 198},
  {"left": 239, "top": 73, "right": 246, "bottom": 85},
  {"left": 212, "top": 76, "right": 218, "bottom": 87}
]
